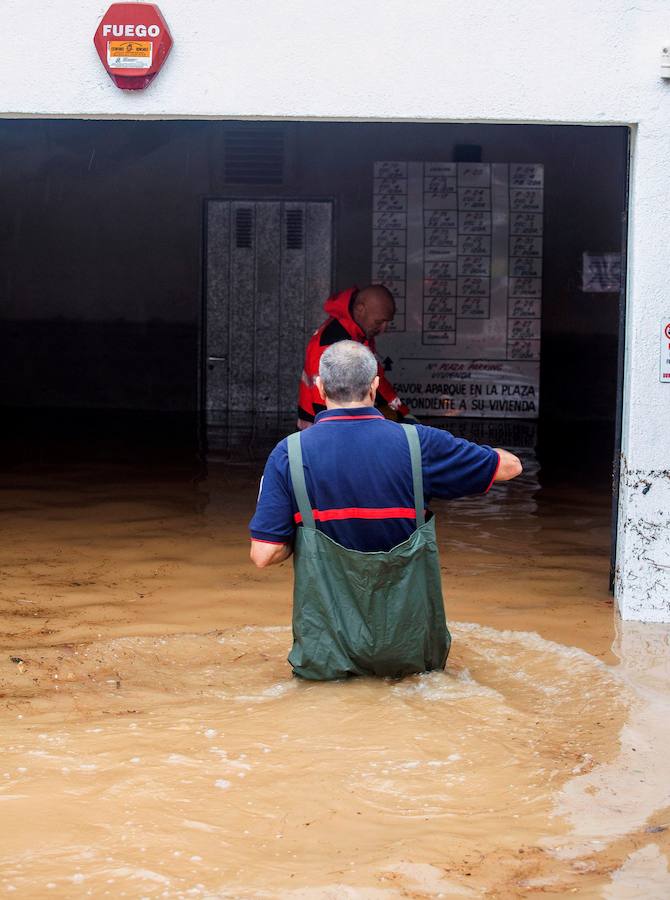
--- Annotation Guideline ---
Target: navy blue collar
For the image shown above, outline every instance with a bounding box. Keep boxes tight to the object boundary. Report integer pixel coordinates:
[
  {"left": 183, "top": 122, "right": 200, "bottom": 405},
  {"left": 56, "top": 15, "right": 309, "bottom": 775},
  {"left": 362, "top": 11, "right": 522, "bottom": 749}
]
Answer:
[{"left": 314, "top": 407, "right": 384, "bottom": 424}]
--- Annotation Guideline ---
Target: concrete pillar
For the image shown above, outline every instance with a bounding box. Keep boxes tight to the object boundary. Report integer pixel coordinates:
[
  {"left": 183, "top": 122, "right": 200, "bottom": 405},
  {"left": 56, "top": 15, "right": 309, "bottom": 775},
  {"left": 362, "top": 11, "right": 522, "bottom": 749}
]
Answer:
[{"left": 615, "top": 121, "right": 670, "bottom": 621}]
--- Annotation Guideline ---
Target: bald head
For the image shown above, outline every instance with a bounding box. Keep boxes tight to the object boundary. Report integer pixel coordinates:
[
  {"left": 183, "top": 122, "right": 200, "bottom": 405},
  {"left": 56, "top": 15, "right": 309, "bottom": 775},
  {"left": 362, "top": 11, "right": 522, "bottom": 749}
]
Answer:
[{"left": 352, "top": 285, "right": 395, "bottom": 340}]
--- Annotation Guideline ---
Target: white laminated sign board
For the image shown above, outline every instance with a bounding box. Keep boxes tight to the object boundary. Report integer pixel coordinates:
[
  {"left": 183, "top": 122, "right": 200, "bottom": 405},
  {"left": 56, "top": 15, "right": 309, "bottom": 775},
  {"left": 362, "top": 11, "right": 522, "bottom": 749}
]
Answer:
[{"left": 371, "top": 162, "right": 543, "bottom": 418}]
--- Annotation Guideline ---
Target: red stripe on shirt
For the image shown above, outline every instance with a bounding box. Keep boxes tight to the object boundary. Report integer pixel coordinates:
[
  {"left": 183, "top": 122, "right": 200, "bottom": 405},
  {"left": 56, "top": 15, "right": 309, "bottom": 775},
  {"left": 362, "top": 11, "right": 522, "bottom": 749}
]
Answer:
[
  {"left": 294, "top": 506, "right": 418, "bottom": 524},
  {"left": 250, "top": 537, "right": 289, "bottom": 545},
  {"left": 484, "top": 451, "right": 501, "bottom": 493}
]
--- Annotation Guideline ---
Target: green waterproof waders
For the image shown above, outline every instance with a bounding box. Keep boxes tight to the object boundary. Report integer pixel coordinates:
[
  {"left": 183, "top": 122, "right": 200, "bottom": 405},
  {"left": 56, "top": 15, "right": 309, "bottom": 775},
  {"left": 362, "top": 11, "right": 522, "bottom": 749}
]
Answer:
[{"left": 286, "top": 424, "right": 451, "bottom": 681}]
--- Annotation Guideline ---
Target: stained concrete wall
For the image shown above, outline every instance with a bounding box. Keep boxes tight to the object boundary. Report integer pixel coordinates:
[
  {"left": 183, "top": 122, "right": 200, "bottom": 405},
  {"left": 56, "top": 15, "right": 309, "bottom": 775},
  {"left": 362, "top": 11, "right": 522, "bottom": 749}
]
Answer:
[{"left": 1, "top": 0, "right": 669, "bottom": 620}]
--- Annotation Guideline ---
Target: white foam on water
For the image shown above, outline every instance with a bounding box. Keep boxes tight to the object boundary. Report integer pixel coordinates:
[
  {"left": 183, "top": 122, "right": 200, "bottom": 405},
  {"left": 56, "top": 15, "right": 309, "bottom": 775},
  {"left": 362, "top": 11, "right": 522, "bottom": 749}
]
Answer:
[
  {"left": 229, "top": 760, "right": 251, "bottom": 771},
  {"left": 277, "top": 886, "right": 398, "bottom": 900},
  {"left": 382, "top": 861, "right": 478, "bottom": 896},
  {"left": 239, "top": 625, "right": 291, "bottom": 634},
  {"left": 182, "top": 818, "right": 220, "bottom": 832},
  {"left": 390, "top": 667, "right": 504, "bottom": 702},
  {"left": 106, "top": 867, "right": 170, "bottom": 885},
  {"left": 262, "top": 680, "right": 296, "bottom": 698},
  {"left": 165, "top": 754, "right": 195, "bottom": 766},
  {"left": 603, "top": 844, "right": 670, "bottom": 899},
  {"left": 233, "top": 680, "right": 297, "bottom": 703},
  {"left": 453, "top": 621, "right": 612, "bottom": 671},
  {"left": 546, "top": 620, "right": 670, "bottom": 859}
]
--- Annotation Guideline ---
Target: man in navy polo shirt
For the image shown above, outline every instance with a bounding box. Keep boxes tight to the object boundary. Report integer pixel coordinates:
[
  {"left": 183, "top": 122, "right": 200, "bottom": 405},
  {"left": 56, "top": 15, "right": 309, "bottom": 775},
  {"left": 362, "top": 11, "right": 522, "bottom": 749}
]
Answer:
[
  {"left": 249, "top": 341, "right": 522, "bottom": 678},
  {"left": 251, "top": 342, "right": 521, "bottom": 558}
]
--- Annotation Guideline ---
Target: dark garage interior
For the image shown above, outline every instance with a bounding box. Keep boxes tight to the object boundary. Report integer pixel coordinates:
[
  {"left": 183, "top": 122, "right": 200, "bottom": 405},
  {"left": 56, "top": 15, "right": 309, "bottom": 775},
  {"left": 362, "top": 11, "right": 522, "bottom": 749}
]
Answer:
[{"left": 0, "top": 119, "right": 628, "bottom": 482}]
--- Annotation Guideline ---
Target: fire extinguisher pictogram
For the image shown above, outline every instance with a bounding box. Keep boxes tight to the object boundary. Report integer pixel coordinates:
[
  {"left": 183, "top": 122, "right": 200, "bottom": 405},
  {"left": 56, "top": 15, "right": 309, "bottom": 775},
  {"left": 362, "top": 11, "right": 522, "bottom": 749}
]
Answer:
[{"left": 93, "top": 3, "right": 173, "bottom": 91}]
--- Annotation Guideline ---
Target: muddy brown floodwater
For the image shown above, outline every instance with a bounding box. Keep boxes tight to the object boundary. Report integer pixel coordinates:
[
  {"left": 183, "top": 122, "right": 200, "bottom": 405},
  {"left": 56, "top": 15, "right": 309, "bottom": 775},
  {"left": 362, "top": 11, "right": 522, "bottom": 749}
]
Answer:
[{"left": 1, "top": 450, "right": 670, "bottom": 898}]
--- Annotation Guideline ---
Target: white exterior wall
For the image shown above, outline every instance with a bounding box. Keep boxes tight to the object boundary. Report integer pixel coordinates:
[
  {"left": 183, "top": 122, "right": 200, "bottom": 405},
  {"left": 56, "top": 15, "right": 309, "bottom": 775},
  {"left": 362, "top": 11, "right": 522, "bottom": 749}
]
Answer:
[{"left": 2, "top": 0, "right": 670, "bottom": 620}]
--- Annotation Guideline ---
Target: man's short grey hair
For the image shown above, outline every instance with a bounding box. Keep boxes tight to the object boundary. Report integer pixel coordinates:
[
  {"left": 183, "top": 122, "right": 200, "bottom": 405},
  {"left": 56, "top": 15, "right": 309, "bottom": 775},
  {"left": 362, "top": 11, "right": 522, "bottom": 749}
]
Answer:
[{"left": 319, "top": 340, "right": 378, "bottom": 402}]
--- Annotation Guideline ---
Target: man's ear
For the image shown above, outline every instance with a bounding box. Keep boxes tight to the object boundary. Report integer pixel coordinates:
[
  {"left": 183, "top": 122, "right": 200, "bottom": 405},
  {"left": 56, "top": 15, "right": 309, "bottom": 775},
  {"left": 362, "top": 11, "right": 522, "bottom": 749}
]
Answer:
[
  {"left": 315, "top": 376, "right": 327, "bottom": 402},
  {"left": 370, "top": 374, "right": 380, "bottom": 402}
]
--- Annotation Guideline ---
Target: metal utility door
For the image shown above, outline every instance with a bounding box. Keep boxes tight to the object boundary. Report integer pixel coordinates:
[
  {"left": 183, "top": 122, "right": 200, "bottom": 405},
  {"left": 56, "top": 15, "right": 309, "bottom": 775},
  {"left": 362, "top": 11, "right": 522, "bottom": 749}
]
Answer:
[{"left": 205, "top": 200, "right": 333, "bottom": 414}]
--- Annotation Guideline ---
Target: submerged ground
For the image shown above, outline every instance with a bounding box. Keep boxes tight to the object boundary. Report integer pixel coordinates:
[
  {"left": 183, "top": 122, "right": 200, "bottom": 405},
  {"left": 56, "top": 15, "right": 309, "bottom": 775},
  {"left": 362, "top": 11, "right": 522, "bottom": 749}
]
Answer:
[{"left": 1, "top": 418, "right": 669, "bottom": 898}]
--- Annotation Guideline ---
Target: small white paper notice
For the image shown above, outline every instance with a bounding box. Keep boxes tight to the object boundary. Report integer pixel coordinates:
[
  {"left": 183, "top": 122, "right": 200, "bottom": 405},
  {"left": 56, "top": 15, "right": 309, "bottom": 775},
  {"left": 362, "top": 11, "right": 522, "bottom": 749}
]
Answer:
[{"left": 582, "top": 252, "right": 621, "bottom": 292}]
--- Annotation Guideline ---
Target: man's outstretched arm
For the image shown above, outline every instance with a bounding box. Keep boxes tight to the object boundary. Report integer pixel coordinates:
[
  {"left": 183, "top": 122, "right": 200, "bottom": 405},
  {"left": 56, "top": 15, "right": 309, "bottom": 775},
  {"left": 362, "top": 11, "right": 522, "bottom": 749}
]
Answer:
[
  {"left": 250, "top": 540, "right": 293, "bottom": 569},
  {"left": 492, "top": 448, "right": 523, "bottom": 482},
  {"left": 375, "top": 362, "right": 410, "bottom": 418}
]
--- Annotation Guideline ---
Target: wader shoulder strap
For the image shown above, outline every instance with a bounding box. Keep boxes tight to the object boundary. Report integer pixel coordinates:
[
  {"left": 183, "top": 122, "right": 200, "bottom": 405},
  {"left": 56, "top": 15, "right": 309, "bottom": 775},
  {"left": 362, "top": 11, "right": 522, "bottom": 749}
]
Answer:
[
  {"left": 401, "top": 424, "right": 425, "bottom": 527},
  {"left": 287, "top": 432, "right": 315, "bottom": 530}
]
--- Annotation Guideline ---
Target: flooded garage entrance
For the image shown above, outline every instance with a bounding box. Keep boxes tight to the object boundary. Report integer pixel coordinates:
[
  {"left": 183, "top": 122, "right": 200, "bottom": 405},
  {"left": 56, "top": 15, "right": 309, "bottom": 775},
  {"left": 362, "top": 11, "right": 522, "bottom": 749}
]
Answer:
[{"left": 4, "top": 119, "right": 669, "bottom": 897}]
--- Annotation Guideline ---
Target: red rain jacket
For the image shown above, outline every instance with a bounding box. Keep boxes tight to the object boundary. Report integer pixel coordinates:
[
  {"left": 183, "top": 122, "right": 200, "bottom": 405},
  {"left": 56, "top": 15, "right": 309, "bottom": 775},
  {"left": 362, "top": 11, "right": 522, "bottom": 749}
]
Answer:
[{"left": 297, "top": 287, "right": 410, "bottom": 425}]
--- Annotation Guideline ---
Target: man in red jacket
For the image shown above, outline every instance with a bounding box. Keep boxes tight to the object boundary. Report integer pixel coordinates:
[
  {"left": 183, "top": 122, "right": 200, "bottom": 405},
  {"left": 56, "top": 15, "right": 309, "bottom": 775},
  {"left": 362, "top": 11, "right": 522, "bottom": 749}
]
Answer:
[{"left": 298, "top": 285, "right": 412, "bottom": 428}]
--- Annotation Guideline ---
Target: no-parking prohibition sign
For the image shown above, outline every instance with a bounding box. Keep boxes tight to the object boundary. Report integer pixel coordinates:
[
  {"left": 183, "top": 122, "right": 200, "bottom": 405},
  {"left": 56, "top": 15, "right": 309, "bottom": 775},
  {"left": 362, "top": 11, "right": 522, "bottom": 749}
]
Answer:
[{"left": 661, "top": 319, "right": 670, "bottom": 383}]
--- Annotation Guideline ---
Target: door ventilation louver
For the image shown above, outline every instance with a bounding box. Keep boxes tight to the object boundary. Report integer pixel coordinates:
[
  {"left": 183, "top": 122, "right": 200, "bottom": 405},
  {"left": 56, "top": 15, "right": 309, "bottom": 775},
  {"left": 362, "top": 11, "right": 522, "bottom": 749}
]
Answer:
[
  {"left": 224, "top": 127, "right": 284, "bottom": 185},
  {"left": 286, "top": 209, "right": 304, "bottom": 250},
  {"left": 235, "top": 208, "right": 253, "bottom": 248}
]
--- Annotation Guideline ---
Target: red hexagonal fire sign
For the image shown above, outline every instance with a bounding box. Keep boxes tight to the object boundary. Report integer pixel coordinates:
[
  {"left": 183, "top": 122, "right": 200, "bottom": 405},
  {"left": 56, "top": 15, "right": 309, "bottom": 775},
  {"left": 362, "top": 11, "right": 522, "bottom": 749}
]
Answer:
[{"left": 93, "top": 3, "right": 173, "bottom": 91}]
